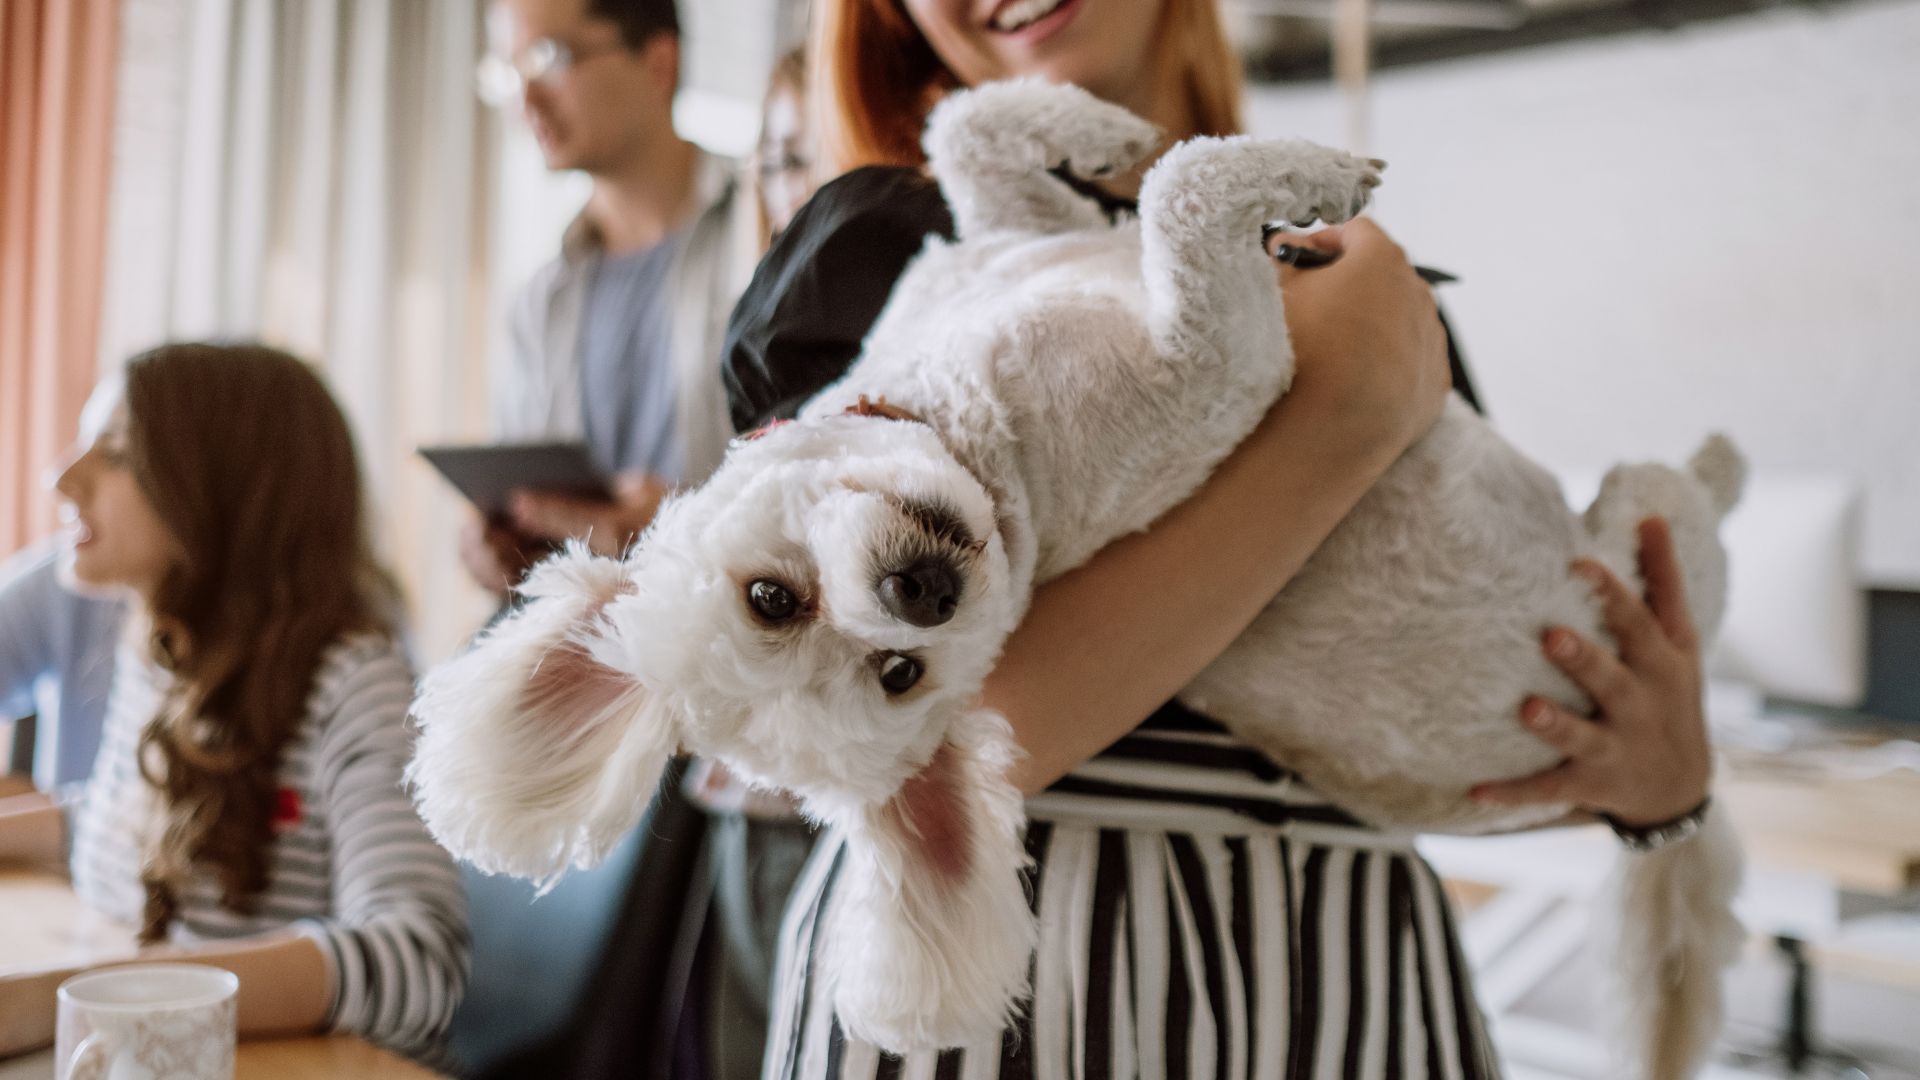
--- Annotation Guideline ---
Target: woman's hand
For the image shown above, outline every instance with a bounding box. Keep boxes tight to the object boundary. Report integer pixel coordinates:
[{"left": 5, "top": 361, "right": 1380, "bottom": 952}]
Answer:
[
  {"left": 0, "top": 967, "right": 65, "bottom": 1056},
  {"left": 0, "top": 934, "right": 335, "bottom": 1057},
  {"left": 1275, "top": 218, "right": 1451, "bottom": 462},
  {"left": 0, "top": 792, "right": 65, "bottom": 868},
  {"left": 1471, "top": 518, "right": 1714, "bottom": 826}
]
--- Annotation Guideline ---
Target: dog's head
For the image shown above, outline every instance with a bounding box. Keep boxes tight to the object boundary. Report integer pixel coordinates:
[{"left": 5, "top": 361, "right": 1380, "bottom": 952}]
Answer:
[
  {"left": 606, "top": 413, "right": 1021, "bottom": 813},
  {"left": 408, "top": 414, "right": 1021, "bottom": 885}
]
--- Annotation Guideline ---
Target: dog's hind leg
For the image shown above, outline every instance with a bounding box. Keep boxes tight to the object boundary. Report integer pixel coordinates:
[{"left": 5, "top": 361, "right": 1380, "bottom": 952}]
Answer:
[
  {"left": 1138, "top": 137, "right": 1382, "bottom": 395},
  {"left": 923, "top": 79, "right": 1161, "bottom": 240}
]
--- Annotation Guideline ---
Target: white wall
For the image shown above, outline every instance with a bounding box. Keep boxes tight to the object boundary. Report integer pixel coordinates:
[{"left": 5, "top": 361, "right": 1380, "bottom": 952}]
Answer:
[{"left": 1246, "top": 0, "right": 1920, "bottom": 587}]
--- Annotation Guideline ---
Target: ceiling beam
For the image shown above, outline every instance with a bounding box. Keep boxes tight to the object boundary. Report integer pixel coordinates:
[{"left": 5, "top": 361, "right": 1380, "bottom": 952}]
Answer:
[{"left": 1244, "top": 0, "right": 1842, "bottom": 80}]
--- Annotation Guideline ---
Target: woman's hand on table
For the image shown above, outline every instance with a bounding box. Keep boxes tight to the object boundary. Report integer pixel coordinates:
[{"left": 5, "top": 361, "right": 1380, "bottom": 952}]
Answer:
[
  {"left": 1472, "top": 518, "right": 1714, "bottom": 827},
  {"left": 0, "top": 793, "right": 64, "bottom": 868},
  {"left": 0, "top": 935, "right": 335, "bottom": 1058},
  {"left": 0, "top": 967, "right": 66, "bottom": 1057}
]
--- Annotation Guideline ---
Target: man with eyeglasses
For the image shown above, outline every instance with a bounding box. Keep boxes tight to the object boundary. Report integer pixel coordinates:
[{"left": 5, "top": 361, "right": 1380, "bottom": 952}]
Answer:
[
  {"left": 461, "top": 0, "right": 742, "bottom": 599},
  {"left": 454, "top": 3, "right": 754, "bottom": 1079}
]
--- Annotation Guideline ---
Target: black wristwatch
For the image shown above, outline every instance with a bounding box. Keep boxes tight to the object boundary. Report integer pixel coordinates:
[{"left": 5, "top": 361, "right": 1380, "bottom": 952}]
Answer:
[{"left": 1603, "top": 796, "right": 1713, "bottom": 853}]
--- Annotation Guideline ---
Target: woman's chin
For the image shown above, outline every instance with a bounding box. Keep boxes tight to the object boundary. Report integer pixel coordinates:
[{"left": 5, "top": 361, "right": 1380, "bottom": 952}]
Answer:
[
  {"left": 56, "top": 549, "right": 126, "bottom": 597},
  {"left": 1013, "top": 57, "right": 1129, "bottom": 109}
]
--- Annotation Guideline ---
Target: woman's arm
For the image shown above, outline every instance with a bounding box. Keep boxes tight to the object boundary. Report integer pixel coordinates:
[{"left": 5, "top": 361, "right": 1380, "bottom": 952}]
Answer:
[
  {"left": 727, "top": 190, "right": 1458, "bottom": 793},
  {"left": 0, "top": 792, "right": 63, "bottom": 865},
  {"left": 0, "top": 933, "right": 333, "bottom": 1056},
  {"left": 990, "top": 219, "right": 1456, "bottom": 793},
  {"left": 0, "top": 646, "right": 467, "bottom": 1058},
  {"left": 298, "top": 646, "right": 470, "bottom": 1054}
]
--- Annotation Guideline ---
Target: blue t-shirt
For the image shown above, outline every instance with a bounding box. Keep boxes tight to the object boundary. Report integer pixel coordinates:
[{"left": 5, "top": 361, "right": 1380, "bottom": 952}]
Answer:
[
  {"left": 0, "top": 543, "right": 125, "bottom": 787},
  {"left": 577, "top": 230, "right": 690, "bottom": 483}
]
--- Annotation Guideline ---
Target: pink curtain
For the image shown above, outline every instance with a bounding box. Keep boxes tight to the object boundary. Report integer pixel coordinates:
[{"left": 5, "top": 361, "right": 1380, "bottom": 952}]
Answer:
[{"left": 0, "top": 0, "right": 119, "bottom": 553}]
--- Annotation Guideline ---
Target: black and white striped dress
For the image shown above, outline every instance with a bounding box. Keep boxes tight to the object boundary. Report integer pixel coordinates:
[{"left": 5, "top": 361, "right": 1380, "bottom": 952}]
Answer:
[
  {"left": 762, "top": 709, "right": 1503, "bottom": 1080},
  {"left": 65, "top": 633, "right": 470, "bottom": 1057}
]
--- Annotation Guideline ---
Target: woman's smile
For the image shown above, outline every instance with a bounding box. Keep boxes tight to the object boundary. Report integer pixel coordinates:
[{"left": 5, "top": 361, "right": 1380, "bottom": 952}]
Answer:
[{"left": 987, "top": 0, "right": 1083, "bottom": 41}]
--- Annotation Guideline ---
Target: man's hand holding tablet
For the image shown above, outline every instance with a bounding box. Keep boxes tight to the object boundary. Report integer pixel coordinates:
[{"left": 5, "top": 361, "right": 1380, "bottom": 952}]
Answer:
[{"left": 421, "top": 442, "right": 672, "bottom": 597}]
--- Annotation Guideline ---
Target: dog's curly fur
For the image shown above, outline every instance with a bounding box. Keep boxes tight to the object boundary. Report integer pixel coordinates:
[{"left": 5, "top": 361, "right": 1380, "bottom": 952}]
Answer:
[{"left": 408, "top": 80, "right": 1744, "bottom": 1074}]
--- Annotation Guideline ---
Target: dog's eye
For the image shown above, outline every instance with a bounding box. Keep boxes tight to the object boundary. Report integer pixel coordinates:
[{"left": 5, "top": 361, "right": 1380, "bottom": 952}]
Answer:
[
  {"left": 878, "top": 653, "right": 923, "bottom": 696},
  {"left": 748, "top": 580, "right": 799, "bottom": 622}
]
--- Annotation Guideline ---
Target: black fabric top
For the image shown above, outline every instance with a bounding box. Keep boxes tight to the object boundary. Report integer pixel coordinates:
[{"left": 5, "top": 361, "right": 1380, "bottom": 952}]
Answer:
[
  {"left": 723, "top": 167, "right": 957, "bottom": 433},
  {"left": 719, "top": 163, "right": 1485, "bottom": 738}
]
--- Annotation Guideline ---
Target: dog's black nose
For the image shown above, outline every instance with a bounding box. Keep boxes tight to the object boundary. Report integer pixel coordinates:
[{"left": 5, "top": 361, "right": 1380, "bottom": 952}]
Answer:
[{"left": 879, "top": 561, "right": 961, "bottom": 627}]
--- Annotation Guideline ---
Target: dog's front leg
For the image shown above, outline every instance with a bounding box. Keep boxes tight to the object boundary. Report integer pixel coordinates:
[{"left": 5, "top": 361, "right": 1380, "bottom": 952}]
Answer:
[
  {"left": 1138, "top": 137, "right": 1383, "bottom": 407},
  {"left": 818, "top": 710, "right": 1035, "bottom": 1054},
  {"left": 923, "top": 79, "right": 1161, "bottom": 240}
]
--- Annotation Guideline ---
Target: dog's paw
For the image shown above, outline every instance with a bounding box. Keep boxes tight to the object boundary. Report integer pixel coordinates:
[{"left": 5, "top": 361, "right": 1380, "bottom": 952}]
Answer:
[
  {"left": 1143, "top": 136, "right": 1383, "bottom": 242},
  {"left": 1282, "top": 146, "right": 1385, "bottom": 226},
  {"left": 927, "top": 78, "right": 1162, "bottom": 180},
  {"left": 1058, "top": 100, "right": 1162, "bottom": 179}
]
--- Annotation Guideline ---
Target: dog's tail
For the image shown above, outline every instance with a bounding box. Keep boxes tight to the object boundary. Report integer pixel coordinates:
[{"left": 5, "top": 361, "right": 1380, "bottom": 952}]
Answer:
[
  {"left": 1688, "top": 433, "right": 1746, "bottom": 521},
  {"left": 1603, "top": 806, "right": 1745, "bottom": 1079}
]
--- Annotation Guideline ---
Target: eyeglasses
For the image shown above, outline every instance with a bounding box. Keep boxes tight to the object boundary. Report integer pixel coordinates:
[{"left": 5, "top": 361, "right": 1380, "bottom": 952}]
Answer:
[
  {"left": 757, "top": 149, "right": 812, "bottom": 182},
  {"left": 474, "top": 37, "right": 618, "bottom": 107}
]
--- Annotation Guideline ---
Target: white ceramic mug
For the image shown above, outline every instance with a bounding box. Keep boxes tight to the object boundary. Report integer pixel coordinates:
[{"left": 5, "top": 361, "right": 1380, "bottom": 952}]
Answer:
[{"left": 55, "top": 963, "right": 238, "bottom": 1080}]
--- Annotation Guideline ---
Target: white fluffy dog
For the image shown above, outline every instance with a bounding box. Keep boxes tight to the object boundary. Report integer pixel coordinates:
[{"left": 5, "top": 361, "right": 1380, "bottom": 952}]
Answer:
[{"left": 410, "top": 81, "right": 1745, "bottom": 1076}]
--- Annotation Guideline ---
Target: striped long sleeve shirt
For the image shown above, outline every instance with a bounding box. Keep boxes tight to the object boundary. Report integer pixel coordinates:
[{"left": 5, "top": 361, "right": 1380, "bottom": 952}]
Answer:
[{"left": 66, "top": 633, "right": 469, "bottom": 1057}]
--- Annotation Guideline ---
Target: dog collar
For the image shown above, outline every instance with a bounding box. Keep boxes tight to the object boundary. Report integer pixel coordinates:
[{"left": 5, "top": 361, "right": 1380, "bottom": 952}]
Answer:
[
  {"left": 739, "top": 397, "right": 926, "bottom": 444},
  {"left": 842, "top": 394, "right": 925, "bottom": 425},
  {"left": 740, "top": 418, "right": 793, "bottom": 442}
]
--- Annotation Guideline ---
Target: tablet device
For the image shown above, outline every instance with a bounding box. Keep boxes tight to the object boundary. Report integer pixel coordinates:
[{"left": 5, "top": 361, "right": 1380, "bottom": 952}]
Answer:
[{"left": 418, "top": 442, "right": 611, "bottom": 520}]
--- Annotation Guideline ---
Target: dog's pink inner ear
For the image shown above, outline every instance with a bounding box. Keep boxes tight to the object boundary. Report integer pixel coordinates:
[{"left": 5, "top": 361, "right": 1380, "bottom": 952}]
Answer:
[
  {"left": 886, "top": 741, "right": 973, "bottom": 885},
  {"left": 523, "top": 638, "right": 636, "bottom": 731},
  {"left": 522, "top": 583, "right": 639, "bottom": 731}
]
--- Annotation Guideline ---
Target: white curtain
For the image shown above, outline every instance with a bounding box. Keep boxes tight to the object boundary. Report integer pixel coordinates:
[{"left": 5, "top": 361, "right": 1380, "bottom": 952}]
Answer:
[{"left": 99, "top": 0, "right": 498, "bottom": 659}]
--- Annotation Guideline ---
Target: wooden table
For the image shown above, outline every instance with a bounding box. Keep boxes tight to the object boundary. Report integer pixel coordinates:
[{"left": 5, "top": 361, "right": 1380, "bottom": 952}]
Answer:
[
  {"left": 1716, "top": 745, "right": 1920, "bottom": 896},
  {"left": 0, "top": 867, "right": 442, "bottom": 1079},
  {"left": 0, "top": 1036, "right": 444, "bottom": 1080}
]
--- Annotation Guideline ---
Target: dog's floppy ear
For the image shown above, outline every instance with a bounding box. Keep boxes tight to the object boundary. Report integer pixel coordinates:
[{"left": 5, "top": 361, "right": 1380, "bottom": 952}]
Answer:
[
  {"left": 408, "top": 544, "right": 680, "bottom": 887},
  {"left": 820, "top": 709, "right": 1037, "bottom": 1053}
]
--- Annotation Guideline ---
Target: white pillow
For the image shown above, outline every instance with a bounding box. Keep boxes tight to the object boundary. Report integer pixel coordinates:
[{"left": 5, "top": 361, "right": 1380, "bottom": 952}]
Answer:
[{"left": 1557, "top": 468, "right": 1867, "bottom": 707}]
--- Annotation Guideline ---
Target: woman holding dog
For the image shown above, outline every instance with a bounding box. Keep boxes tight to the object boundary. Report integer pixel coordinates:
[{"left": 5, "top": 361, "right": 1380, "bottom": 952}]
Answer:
[
  {"left": 0, "top": 344, "right": 467, "bottom": 1059},
  {"left": 722, "top": 0, "right": 1717, "bottom": 1076}
]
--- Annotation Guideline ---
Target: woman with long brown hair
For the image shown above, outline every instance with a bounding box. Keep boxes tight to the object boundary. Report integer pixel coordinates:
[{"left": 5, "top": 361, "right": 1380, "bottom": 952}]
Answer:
[
  {"left": 721, "top": 1, "right": 1719, "bottom": 1075},
  {"left": 0, "top": 343, "right": 467, "bottom": 1058}
]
